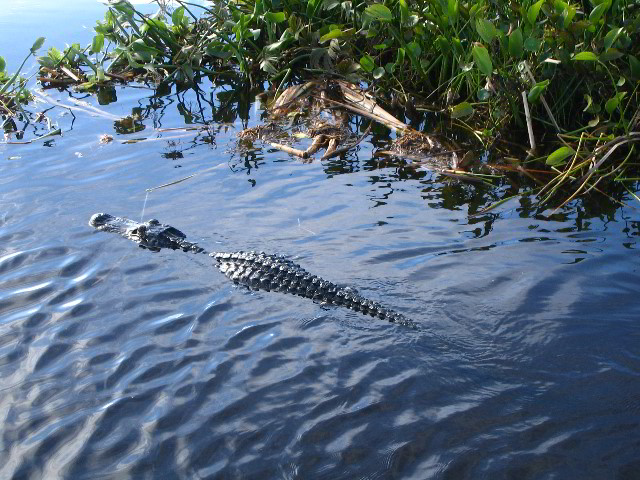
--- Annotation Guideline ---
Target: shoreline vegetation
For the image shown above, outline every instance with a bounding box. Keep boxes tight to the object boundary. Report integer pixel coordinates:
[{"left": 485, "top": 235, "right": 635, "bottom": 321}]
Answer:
[{"left": 1, "top": 0, "right": 639, "bottom": 210}]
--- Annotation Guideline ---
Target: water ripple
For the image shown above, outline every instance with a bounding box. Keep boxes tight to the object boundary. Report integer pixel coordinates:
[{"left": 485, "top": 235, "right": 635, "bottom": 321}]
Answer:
[{"left": 1, "top": 68, "right": 639, "bottom": 480}]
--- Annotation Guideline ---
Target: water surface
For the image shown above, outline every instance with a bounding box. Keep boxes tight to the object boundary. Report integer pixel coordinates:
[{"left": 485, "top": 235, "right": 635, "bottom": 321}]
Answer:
[{"left": 1, "top": 4, "right": 639, "bottom": 479}]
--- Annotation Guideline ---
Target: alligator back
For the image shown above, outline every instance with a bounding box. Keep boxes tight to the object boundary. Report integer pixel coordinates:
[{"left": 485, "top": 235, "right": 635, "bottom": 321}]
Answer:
[{"left": 210, "top": 251, "right": 417, "bottom": 328}]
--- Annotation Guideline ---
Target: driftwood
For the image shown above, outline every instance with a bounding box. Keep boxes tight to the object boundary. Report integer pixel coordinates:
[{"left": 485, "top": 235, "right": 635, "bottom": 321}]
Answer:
[
  {"left": 237, "top": 79, "right": 457, "bottom": 167},
  {"left": 269, "top": 142, "right": 308, "bottom": 159}
]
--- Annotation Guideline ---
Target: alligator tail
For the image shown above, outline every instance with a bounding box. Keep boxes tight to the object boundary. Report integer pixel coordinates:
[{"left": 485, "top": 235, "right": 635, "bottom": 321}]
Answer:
[
  {"left": 330, "top": 288, "right": 419, "bottom": 329},
  {"left": 210, "top": 251, "right": 418, "bottom": 329}
]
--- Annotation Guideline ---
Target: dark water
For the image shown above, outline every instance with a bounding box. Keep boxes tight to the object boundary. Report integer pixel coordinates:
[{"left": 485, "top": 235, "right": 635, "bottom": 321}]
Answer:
[{"left": 2, "top": 6, "right": 640, "bottom": 480}]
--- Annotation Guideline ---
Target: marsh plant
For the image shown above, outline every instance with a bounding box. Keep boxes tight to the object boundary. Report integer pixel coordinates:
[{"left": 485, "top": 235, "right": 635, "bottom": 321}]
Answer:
[{"left": 2, "top": 0, "right": 639, "bottom": 208}]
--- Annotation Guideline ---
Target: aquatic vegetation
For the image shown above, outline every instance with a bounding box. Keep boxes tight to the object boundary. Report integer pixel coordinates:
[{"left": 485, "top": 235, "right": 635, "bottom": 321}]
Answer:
[{"left": 0, "top": 37, "right": 45, "bottom": 135}]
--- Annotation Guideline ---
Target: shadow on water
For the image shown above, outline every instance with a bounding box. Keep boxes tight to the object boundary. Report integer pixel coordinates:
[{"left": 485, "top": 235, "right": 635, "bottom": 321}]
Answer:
[{"left": 1, "top": 48, "right": 640, "bottom": 480}]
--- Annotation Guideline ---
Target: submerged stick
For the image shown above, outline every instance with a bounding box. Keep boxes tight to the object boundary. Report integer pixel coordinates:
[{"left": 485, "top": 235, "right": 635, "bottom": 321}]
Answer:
[
  {"left": 321, "top": 123, "right": 373, "bottom": 160},
  {"left": 522, "top": 61, "right": 561, "bottom": 132},
  {"left": 321, "top": 138, "right": 339, "bottom": 159},
  {"left": 578, "top": 133, "right": 640, "bottom": 182},
  {"left": 60, "top": 66, "right": 80, "bottom": 82},
  {"left": 304, "top": 134, "right": 326, "bottom": 156},
  {"left": 33, "top": 90, "right": 121, "bottom": 120},
  {"left": 521, "top": 91, "right": 536, "bottom": 153},
  {"left": 269, "top": 142, "right": 309, "bottom": 159},
  {"left": 3, "top": 128, "right": 62, "bottom": 144}
]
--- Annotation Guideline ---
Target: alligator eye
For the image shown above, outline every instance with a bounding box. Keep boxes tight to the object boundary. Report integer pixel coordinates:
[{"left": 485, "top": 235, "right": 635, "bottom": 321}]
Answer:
[{"left": 129, "top": 225, "right": 146, "bottom": 239}]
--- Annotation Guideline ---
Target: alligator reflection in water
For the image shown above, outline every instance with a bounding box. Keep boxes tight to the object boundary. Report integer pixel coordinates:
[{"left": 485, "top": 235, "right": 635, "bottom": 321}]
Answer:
[{"left": 89, "top": 213, "right": 418, "bottom": 328}]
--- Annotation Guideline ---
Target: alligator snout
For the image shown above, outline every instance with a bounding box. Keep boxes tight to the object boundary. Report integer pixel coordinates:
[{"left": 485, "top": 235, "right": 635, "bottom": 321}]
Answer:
[{"left": 89, "top": 212, "right": 114, "bottom": 228}]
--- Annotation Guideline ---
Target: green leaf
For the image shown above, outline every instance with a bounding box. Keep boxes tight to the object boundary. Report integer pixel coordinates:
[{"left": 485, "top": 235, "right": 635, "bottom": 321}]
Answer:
[
  {"left": 472, "top": 45, "right": 493, "bottom": 76},
  {"left": 264, "top": 12, "right": 287, "bottom": 23},
  {"left": 373, "top": 66, "right": 385, "bottom": 79},
  {"left": 130, "top": 39, "right": 162, "bottom": 56},
  {"left": 528, "top": 79, "right": 550, "bottom": 103},
  {"left": 264, "top": 29, "right": 294, "bottom": 52},
  {"left": 583, "top": 94, "right": 593, "bottom": 112},
  {"left": 604, "top": 98, "right": 617, "bottom": 114},
  {"left": 599, "top": 48, "right": 623, "bottom": 62},
  {"left": 206, "top": 44, "right": 233, "bottom": 60},
  {"left": 546, "top": 146, "right": 574, "bottom": 166},
  {"left": 31, "top": 37, "right": 46, "bottom": 54},
  {"left": 75, "top": 50, "right": 98, "bottom": 73},
  {"left": 319, "top": 29, "right": 345, "bottom": 43},
  {"left": 0, "top": 56, "right": 5, "bottom": 72},
  {"left": 498, "top": 30, "right": 508, "bottom": 53},
  {"left": 509, "top": 28, "right": 523, "bottom": 59},
  {"left": 451, "top": 37, "right": 464, "bottom": 56},
  {"left": 475, "top": 18, "right": 496, "bottom": 43},
  {"left": 589, "top": 1, "right": 610, "bottom": 23},
  {"left": 605, "top": 92, "right": 627, "bottom": 115},
  {"left": 406, "top": 41, "right": 421, "bottom": 58},
  {"left": 385, "top": 62, "right": 396, "bottom": 73},
  {"left": 260, "top": 58, "right": 277, "bottom": 74},
  {"left": 583, "top": 94, "right": 601, "bottom": 113},
  {"left": 435, "top": 36, "right": 450, "bottom": 53},
  {"left": 572, "top": 51, "right": 599, "bottom": 61},
  {"left": 37, "top": 56, "right": 55, "bottom": 68},
  {"left": 399, "top": 0, "right": 409, "bottom": 24},
  {"left": 629, "top": 55, "right": 640, "bottom": 79},
  {"left": 360, "top": 54, "right": 375, "bottom": 72},
  {"left": 364, "top": 4, "right": 393, "bottom": 22},
  {"left": 91, "top": 34, "right": 104, "bottom": 54},
  {"left": 396, "top": 48, "right": 405, "bottom": 66},
  {"left": 477, "top": 88, "right": 491, "bottom": 101},
  {"left": 113, "top": 2, "right": 134, "bottom": 16},
  {"left": 77, "top": 81, "right": 96, "bottom": 92},
  {"left": 572, "top": 51, "right": 598, "bottom": 61},
  {"left": 306, "top": 0, "right": 317, "bottom": 19},
  {"left": 527, "top": 0, "right": 544, "bottom": 25},
  {"left": 450, "top": 101, "right": 474, "bottom": 118},
  {"left": 324, "top": 0, "right": 340, "bottom": 10},
  {"left": 172, "top": 6, "right": 185, "bottom": 26},
  {"left": 524, "top": 36, "right": 541, "bottom": 52},
  {"left": 47, "top": 47, "right": 63, "bottom": 63},
  {"left": 603, "top": 27, "right": 623, "bottom": 51},
  {"left": 562, "top": 6, "right": 576, "bottom": 28},
  {"left": 447, "top": 0, "right": 459, "bottom": 23}
]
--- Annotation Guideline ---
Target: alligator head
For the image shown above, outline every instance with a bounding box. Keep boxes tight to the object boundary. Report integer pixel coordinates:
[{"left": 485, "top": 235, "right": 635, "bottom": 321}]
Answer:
[{"left": 89, "top": 213, "right": 204, "bottom": 253}]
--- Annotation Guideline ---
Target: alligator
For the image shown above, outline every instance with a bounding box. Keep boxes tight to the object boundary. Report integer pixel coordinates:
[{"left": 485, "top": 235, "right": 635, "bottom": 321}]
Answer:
[{"left": 89, "top": 213, "right": 417, "bottom": 328}]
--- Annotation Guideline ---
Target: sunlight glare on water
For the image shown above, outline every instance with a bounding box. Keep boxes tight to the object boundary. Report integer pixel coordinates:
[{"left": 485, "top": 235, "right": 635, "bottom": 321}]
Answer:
[{"left": 1, "top": 3, "right": 639, "bottom": 479}]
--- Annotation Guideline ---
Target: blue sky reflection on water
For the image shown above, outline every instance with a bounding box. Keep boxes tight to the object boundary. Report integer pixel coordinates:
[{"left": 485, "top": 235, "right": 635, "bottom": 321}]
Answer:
[
  {"left": 0, "top": 1, "right": 181, "bottom": 70},
  {"left": 1, "top": 2, "right": 639, "bottom": 479},
  {"left": 1, "top": 1, "right": 106, "bottom": 67}
]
